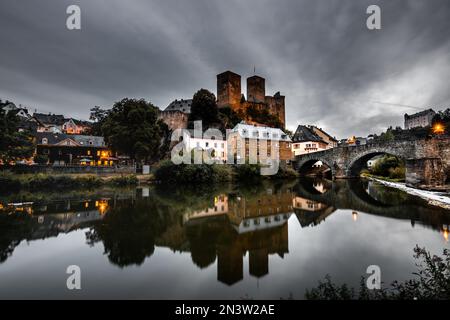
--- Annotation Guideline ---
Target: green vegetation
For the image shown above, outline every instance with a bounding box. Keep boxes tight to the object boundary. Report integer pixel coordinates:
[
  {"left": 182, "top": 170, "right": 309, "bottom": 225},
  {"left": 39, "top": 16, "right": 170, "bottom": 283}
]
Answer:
[
  {"left": 246, "top": 104, "right": 283, "bottom": 129},
  {"left": 188, "top": 89, "right": 221, "bottom": 129},
  {"left": 109, "top": 174, "right": 139, "bottom": 186},
  {"left": 153, "top": 161, "right": 298, "bottom": 184},
  {"left": 90, "top": 98, "right": 169, "bottom": 164},
  {"left": 153, "top": 161, "right": 233, "bottom": 184},
  {"left": 0, "top": 172, "right": 138, "bottom": 192},
  {"left": 0, "top": 101, "right": 35, "bottom": 164},
  {"left": 306, "top": 246, "right": 450, "bottom": 300},
  {"left": 363, "top": 155, "right": 405, "bottom": 182}
]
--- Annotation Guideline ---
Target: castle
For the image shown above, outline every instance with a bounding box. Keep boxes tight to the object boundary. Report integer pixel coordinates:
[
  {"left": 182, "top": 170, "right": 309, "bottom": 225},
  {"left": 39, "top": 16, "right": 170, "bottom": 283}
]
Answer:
[
  {"left": 217, "top": 71, "right": 286, "bottom": 128},
  {"left": 158, "top": 70, "right": 286, "bottom": 131}
]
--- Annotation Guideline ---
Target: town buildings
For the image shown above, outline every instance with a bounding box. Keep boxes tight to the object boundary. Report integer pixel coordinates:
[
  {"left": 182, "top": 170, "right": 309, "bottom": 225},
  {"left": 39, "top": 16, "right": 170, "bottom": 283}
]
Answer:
[
  {"left": 181, "top": 130, "right": 228, "bottom": 163},
  {"left": 228, "top": 122, "right": 292, "bottom": 166},
  {"left": 165, "top": 99, "right": 192, "bottom": 114},
  {"left": 291, "top": 125, "right": 331, "bottom": 156},
  {"left": 404, "top": 109, "right": 436, "bottom": 129},
  {"left": 217, "top": 71, "right": 286, "bottom": 128},
  {"left": 35, "top": 132, "right": 115, "bottom": 166}
]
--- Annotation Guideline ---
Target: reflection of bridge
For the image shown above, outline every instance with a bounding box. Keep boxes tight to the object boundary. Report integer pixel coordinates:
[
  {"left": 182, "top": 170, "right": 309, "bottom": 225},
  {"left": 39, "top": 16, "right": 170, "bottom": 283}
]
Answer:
[
  {"left": 294, "top": 138, "right": 450, "bottom": 189},
  {"left": 294, "top": 179, "right": 450, "bottom": 230}
]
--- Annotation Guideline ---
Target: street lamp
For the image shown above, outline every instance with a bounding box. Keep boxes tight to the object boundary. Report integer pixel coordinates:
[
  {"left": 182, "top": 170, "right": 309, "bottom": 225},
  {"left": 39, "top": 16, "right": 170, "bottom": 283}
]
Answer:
[{"left": 432, "top": 123, "right": 445, "bottom": 135}]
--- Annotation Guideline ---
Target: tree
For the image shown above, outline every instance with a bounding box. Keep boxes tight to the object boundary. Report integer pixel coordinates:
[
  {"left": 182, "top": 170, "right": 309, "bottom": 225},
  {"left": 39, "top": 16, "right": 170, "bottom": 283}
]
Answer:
[
  {"left": 379, "top": 127, "right": 395, "bottom": 142},
  {"left": 218, "top": 106, "right": 242, "bottom": 129},
  {"left": 246, "top": 104, "right": 283, "bottom": 129},
  {"left": 101, "top": 98, "right": 168, "bottom": 163},
  {"left": 0, "top": 103, "right": 34, "bottom": 164},
  {"left": 88, "top": 106, "right": 110, "bottom": 136},
  {"left": 188, "top": 89, "right": 220, "bottom": 129}
]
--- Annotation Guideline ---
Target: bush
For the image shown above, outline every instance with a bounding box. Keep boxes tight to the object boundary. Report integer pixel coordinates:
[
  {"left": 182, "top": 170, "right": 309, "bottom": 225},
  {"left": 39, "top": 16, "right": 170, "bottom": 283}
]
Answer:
[
  {"left": 110, "top": 175, "right": 139, "bottom": 186},
  {"left": 306, "top": 246, "right": 450, "bottom": 300},
  {"left": 271, "top": 166, "right": 299, "bottom": 179},
  {"left": 371, "top": 155, "right": 404, "bottom": 177},
  {"left": 154, "top": 161, "right": 232, "bottom": 184},
  {"left": 233, "top": 164, "right": 261, "bottom": 180},
  {"left": 33, "top": 154, "right": 48, "bottom": 165},
  {"left": 389, "top": 166, "right": 405, "bottom": 180}
]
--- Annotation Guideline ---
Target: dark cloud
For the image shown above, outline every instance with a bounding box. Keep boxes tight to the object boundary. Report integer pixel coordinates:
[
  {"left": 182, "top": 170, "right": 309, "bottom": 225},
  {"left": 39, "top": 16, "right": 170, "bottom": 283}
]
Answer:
[{"left": 1, "top": 0, "right": 449, "bottom": 137}]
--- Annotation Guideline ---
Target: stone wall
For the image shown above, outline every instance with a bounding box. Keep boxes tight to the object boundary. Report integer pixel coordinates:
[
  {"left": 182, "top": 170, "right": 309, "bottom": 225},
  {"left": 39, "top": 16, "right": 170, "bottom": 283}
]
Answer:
[
  {"left": 217, "top": 71, "right": 241, "bottom": 110},
  {"left": 247, "top": 76, "right": 265, "bottom": 103},
  {"left": 157, "top": 110, "right": 188, "bottom": 131},
  {"left": 406, "top": 158, "right": 446, "bottom": 190}
]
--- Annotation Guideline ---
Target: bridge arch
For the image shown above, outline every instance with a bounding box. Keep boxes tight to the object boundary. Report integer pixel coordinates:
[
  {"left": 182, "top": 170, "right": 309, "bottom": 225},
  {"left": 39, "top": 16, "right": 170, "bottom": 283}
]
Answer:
[
  {"left": 347, "top": 150, "right": 406, "bottom": 177},
  {"left": 296, "top": 157, "right": 334, "bottom": 178}
]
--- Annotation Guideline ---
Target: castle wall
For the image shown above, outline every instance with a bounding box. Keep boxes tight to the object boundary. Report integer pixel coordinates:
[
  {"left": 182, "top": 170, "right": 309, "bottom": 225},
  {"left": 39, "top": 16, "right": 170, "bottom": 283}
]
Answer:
[
  {"left": 247, "top": 76, "right": 265, "bottom": 103},
  {"left": 157, "top": 110, "right": 188, "bottom": 131},
  {"left": 217, "top": 71, "right": 241, "bottom": 110},
  {"left": 265, "top": 94, "right": 286, "bottom": 128}
]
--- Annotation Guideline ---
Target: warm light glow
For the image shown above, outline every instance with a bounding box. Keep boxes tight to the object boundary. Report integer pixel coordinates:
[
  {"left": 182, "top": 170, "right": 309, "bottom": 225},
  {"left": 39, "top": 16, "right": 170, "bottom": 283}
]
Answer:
[
  {"left": 443, "top": 226, "right": 449, "bottom": 242},
  {"left": 97, "top": 200, "right": 108, "bottom": 215},
  {"left": 443, "top": 230, "right": 449, "bottom": 242},
  {"left": 85, "top": 202, "right": 89, "bottom": 208},
  {"left": 432, "top": 123, "right": 445, "bottom": 135},
  {"left": 352, "top": 211, "right": 358, "bottom": 221}
]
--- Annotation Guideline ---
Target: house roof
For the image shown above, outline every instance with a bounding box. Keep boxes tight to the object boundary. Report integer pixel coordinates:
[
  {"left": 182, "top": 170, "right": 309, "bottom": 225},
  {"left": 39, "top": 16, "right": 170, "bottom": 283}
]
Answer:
[
  {"left": 165, "top": 99, "right": 192, "bottom": 114},
  {"left": 231, "top": 122, "right": 291, "bottom": 141},
  {"left": 35, "top": 132, "right": 105, "bottom": 147},
  {"left": 33, "top": 113, "right": 66, "bottom": 125},
  {"left": 292, "top": 125, "right": 326, "bottom": 143},
  {"left": 310, "top": 126, "right": 337, "bottom": 142},
  {"left": 404, "top": 109, "right": 435, "bottom": 119}
]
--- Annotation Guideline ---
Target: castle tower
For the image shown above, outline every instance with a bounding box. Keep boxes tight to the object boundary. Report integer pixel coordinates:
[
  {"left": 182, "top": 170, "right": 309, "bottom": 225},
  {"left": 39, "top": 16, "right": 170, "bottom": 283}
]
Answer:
[
  {"left": 247, "top": 75, "right": 265, "bottom": 103},
  {"left": 217, "top": 71, "right": 241, "bottom": 110}
]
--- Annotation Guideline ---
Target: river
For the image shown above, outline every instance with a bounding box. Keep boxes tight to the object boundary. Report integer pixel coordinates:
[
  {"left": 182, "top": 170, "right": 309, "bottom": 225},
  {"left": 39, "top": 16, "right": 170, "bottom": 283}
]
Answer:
[{"left": 0, "top": 178, "right": 449, "bottom": 299}]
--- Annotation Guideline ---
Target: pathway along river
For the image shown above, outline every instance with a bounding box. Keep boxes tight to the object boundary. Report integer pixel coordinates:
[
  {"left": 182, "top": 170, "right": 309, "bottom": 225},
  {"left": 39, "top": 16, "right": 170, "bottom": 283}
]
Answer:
[{"left": 0, "top": 178, "right": 449, "bottom": 299}]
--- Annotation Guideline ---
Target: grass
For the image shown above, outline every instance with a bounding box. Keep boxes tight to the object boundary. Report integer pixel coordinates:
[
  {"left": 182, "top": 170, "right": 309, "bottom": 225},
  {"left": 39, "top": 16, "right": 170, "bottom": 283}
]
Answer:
[
  {"left": 0, "top": 171, "right": 139, "bottom": 193},
  {"left": 360, "top": 171, "right": 405, "bottom": 183}
]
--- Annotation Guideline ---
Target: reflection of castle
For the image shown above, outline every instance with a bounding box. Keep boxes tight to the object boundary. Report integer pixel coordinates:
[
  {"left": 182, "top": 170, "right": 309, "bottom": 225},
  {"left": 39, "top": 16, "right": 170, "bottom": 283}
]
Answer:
[{"left": 182, "top": 188, "right": 294, "bottom": 285}]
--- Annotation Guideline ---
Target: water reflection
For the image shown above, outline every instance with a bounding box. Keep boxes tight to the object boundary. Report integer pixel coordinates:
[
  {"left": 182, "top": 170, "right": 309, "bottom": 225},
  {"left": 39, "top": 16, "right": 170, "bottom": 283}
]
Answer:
[{"left": 1, "top": 178, "right": 450, "bottom": 288}]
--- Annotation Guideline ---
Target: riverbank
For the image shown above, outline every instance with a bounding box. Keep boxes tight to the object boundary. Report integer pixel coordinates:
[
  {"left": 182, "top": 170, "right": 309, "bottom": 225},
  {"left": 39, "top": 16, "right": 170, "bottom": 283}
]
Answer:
[
  {"left": 0, "top": 172, "right": 139, "bottom": 192},
  {"left": 365, "top": 176, "right": 450, "bottom": 210}
]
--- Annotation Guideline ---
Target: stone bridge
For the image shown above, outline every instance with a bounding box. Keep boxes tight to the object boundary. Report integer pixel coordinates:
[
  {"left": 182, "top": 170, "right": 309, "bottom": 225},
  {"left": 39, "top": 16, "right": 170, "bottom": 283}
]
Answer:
[
  {"left": 294, "top": 179, "right": 450, "bottom": 229},
  {"left": 294, "top": 137, "right": 450, "bottom": 190}
]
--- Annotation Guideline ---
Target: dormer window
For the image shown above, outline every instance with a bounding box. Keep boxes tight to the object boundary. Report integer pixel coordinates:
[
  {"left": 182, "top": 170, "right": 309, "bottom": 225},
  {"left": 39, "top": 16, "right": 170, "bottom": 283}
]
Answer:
[{"left": 42, "top": 138, "right": 48, "bottom": 144}]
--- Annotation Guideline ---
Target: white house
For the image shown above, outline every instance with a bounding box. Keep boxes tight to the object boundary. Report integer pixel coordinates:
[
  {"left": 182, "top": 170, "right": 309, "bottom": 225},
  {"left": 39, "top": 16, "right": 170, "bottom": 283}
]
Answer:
[{"left": 181, "top": 130, "right": 227, "bottom": 163}]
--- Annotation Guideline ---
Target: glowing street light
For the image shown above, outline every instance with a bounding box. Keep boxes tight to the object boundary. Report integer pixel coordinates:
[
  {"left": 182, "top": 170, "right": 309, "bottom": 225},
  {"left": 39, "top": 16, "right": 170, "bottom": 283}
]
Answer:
[
  {"left": 352, "top": 211, "right": 358, "bottom": 221},
  {"left": 432, "top": 123, "right": 445, "bottom": 135}
]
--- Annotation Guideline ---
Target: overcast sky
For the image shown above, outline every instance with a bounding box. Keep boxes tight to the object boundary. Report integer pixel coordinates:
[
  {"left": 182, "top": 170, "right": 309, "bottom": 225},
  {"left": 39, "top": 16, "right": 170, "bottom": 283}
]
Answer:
[{"left": 1, "top": 0, "right": 449, "bottom": 138}]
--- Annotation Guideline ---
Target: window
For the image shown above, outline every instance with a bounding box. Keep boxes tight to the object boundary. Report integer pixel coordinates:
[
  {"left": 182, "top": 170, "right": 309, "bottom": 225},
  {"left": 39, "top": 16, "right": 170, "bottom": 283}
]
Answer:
[
  {"left": 205, "top": 142, "right": 209, "bottom": 147},
  {"left": 87, "top": 150, "right": 91, "bottom": 156},
  {"left": 42, "top": 138, "right": 48, "bottom": 144},
  {"left": 214, "top": 143, "right": 217, "bottom": 148},
  {"left": 221, "top": 143, "right": 224, "bottom": 148}
]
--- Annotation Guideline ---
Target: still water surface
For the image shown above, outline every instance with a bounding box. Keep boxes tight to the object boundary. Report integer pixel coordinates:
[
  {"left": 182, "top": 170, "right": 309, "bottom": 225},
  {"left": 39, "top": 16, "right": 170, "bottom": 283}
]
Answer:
[{"left": 0, "top": 178, "right": 449, "bottom": 299}]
